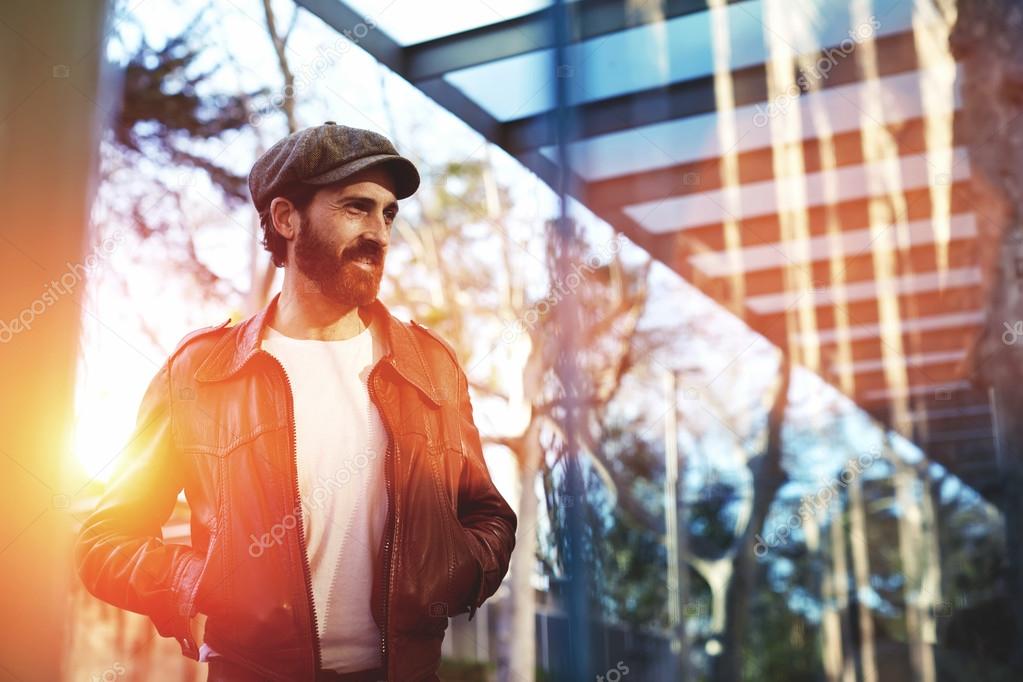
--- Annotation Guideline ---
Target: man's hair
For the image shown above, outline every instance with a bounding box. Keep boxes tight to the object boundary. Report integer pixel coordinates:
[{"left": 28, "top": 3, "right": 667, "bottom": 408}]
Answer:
[{"left": 259, "top": 183, "right": 322, "bottom": 268}]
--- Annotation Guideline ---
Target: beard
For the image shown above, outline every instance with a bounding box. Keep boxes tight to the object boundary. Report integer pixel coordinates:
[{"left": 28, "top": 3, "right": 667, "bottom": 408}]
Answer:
[{"left": 293, "top": 213, "right": 385, "bottom": 308}]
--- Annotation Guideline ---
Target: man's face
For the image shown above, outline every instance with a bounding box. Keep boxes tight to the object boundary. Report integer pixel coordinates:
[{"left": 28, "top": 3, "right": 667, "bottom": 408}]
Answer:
[{"left": 291, "top": 166, "right": 398, "bottom": 308}]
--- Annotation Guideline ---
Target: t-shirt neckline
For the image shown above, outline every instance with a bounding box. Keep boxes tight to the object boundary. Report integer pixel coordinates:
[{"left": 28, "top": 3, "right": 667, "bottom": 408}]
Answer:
[{"left": 263, "top": 318, "right": 375, "bottom": 344}]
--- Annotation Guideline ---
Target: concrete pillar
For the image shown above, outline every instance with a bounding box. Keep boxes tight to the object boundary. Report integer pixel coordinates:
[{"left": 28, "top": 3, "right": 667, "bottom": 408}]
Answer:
[{"left": 0, "top": 0, "right": 111, "bottom": 678}]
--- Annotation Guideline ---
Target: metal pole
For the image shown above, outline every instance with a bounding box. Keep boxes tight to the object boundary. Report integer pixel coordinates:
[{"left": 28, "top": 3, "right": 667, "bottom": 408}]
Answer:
[
  {"left": 663, "top": 370, "right": 690, "bottom": 678},
  {"left": 551, "top": 1, "right": 591, "bottom": 680}
]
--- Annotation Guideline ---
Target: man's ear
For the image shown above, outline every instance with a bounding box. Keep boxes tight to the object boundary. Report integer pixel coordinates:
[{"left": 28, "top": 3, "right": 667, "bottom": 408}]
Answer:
[{"left": 269, "top": 197, "right": 300, "bottom": 240}]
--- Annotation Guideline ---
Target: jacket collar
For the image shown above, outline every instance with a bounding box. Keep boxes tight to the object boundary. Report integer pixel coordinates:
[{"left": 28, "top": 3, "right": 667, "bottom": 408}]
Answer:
[{"left": 194, "top": 291, "right": 442, "bottom": 404}]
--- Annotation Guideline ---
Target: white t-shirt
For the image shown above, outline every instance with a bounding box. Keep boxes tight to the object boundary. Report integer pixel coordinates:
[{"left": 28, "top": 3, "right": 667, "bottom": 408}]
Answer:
[{"left": 200, "top": 316, "right": 389, "bottom": 672}]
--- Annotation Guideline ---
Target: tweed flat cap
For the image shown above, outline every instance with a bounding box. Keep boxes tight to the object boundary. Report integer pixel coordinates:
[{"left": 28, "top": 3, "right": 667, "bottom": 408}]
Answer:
[{"left": 248, "top": 121, "right": 420, "bottom": 213}]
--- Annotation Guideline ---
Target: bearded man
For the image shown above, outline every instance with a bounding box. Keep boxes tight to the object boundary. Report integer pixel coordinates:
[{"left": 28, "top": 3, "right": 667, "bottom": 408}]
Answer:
[{"left": 76, "top": 122, "right": 517, "bottom": 682}]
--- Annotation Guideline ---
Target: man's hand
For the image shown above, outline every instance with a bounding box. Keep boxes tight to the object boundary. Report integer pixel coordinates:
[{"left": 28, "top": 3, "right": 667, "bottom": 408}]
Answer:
[{"left": 189, "top": 611, "right": 206, "bottom": 649}]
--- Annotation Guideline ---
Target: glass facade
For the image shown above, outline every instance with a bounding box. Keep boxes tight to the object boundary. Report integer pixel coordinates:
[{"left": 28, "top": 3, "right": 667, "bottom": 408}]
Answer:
[{"left": 295, "top": 0, "right": 1019, "bottom": 679}]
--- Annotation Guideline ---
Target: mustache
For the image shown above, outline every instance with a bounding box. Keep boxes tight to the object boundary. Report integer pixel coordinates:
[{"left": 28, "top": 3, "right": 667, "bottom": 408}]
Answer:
[{"left": 341, "top": 237, "right": 385, "bottom": 265}]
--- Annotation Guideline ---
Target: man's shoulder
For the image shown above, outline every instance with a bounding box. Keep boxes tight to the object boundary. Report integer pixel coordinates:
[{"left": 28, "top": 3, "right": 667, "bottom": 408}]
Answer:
[
  {"left": 406, "top": 319, "right": 461, "bottom": 367},
  {"left": 168, "top": 317, "right": 234, "bottom": 366}
]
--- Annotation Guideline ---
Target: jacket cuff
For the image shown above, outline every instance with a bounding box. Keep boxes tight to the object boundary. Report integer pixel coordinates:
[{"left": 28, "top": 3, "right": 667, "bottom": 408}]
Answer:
[{"left": 165, "top": 552, "right": 205, "bottom": 660}]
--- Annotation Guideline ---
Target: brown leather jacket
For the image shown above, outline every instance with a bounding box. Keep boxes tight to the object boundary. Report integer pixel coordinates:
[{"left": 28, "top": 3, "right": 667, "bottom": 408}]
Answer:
[{"left": 74, "top": 292, "right": 517, "bottom": 681}]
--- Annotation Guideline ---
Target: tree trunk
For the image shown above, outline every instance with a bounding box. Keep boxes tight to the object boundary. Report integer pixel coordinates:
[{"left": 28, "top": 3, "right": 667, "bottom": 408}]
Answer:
[
  {"left": 894, "top": 456, "right": 936, "bottom": 682},
  {"left": 507, "top": 418, "right": 543, "bottom": 682},
  {"left": 847, "top": 472, "right": 878, "bottom": 682},
  {"left": 920, "top": 475, "right": 943, "bottom": 673},
  {"left": 691, "top": 557, "right": 734, "bottom": 638},
  {"left": 826, "top": 498, "right": 857, "bottom": 682},
  {"left": 809, "top": 507, "right": 845, "bottom": 682},
  {"left": 713, "top": 356, "right": 791, "bottom": 682}
]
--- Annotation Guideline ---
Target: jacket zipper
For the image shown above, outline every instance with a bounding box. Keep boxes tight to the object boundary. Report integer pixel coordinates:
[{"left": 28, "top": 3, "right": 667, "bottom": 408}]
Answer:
[
  {"left": 262, "top": 351, "right": 323, "bottom": 675},
  {"left": 367, "top": 359, "right": 395, "bottom": 680}
]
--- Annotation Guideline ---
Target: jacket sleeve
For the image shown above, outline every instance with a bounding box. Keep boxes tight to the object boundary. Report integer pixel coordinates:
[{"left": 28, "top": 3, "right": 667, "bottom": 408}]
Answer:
[
  {"left": 74, "top": 358, "right": 205, "bottom": 658},
  {"left": 452, "top": 363, "right": 517, "bottom": 619}
]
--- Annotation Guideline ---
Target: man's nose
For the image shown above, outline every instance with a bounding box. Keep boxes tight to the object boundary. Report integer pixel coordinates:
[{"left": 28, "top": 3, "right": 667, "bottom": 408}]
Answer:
[
  {"left": 356, "top": 232, "right": 388, "bottom": 255},
  {"left": 367, "top": 213, "right": 390, "bottom": 247}
]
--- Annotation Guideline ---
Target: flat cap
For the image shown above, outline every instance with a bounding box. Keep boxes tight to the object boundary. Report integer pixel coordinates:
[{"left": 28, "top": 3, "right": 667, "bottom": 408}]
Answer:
[{"left": 248, "top": 121, "right": 420, "bottom": 213}]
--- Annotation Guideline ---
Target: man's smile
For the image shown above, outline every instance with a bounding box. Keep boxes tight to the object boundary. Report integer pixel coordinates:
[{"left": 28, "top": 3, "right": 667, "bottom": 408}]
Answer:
[{"left": 351, "top": 258, "right": 379, "bottom": 272}]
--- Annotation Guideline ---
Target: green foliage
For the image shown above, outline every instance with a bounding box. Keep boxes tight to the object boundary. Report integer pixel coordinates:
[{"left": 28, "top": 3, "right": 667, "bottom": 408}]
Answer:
[
  {"left": 437, "top": 657, "right": 494, "bottom": 682},
  {"left": 743, "top": 584, "right": 819, "bottom": 682},
  {"left": 688, "top": 479, "right": 746, "bottom": 559}
]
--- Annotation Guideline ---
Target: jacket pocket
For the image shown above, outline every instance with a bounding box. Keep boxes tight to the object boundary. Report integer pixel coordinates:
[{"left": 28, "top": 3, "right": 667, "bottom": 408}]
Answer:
[
  {"left": 172, "top": 376, "right": 287, "bottom": 458},
  {"left": 192, "top": 518, "right": 228, "bottom": 619},
  {"left": 430, "top": 442, "right": 483, "bottom": 618},
  {"left": 176, "top": 419, "right": 282, "bottom": 458},
  {"left": 389, "top": 432, "right": 474, "bottom": 635},
  {"left": 443, "top": 496, "right": 484, "bottom": 616}
]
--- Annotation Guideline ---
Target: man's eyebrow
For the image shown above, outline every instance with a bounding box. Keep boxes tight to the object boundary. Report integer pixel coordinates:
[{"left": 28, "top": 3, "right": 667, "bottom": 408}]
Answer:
[{"left": 332, "top": 194, "right": 398, "bottom": 210}]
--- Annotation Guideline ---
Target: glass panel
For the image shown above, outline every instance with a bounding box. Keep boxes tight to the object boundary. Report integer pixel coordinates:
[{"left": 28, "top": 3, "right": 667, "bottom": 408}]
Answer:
[
  {"left": 341, "top": 0, "right": 553, "bottom": 45},
  {"left": 444, "top": 0, "right": 916, "bottom": 121},
  {"left": 539, "top": 65, "right": 962, "bottom": 181},
  {"left": 623, "top": 148, "right": 970, "bottom": 233}
]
